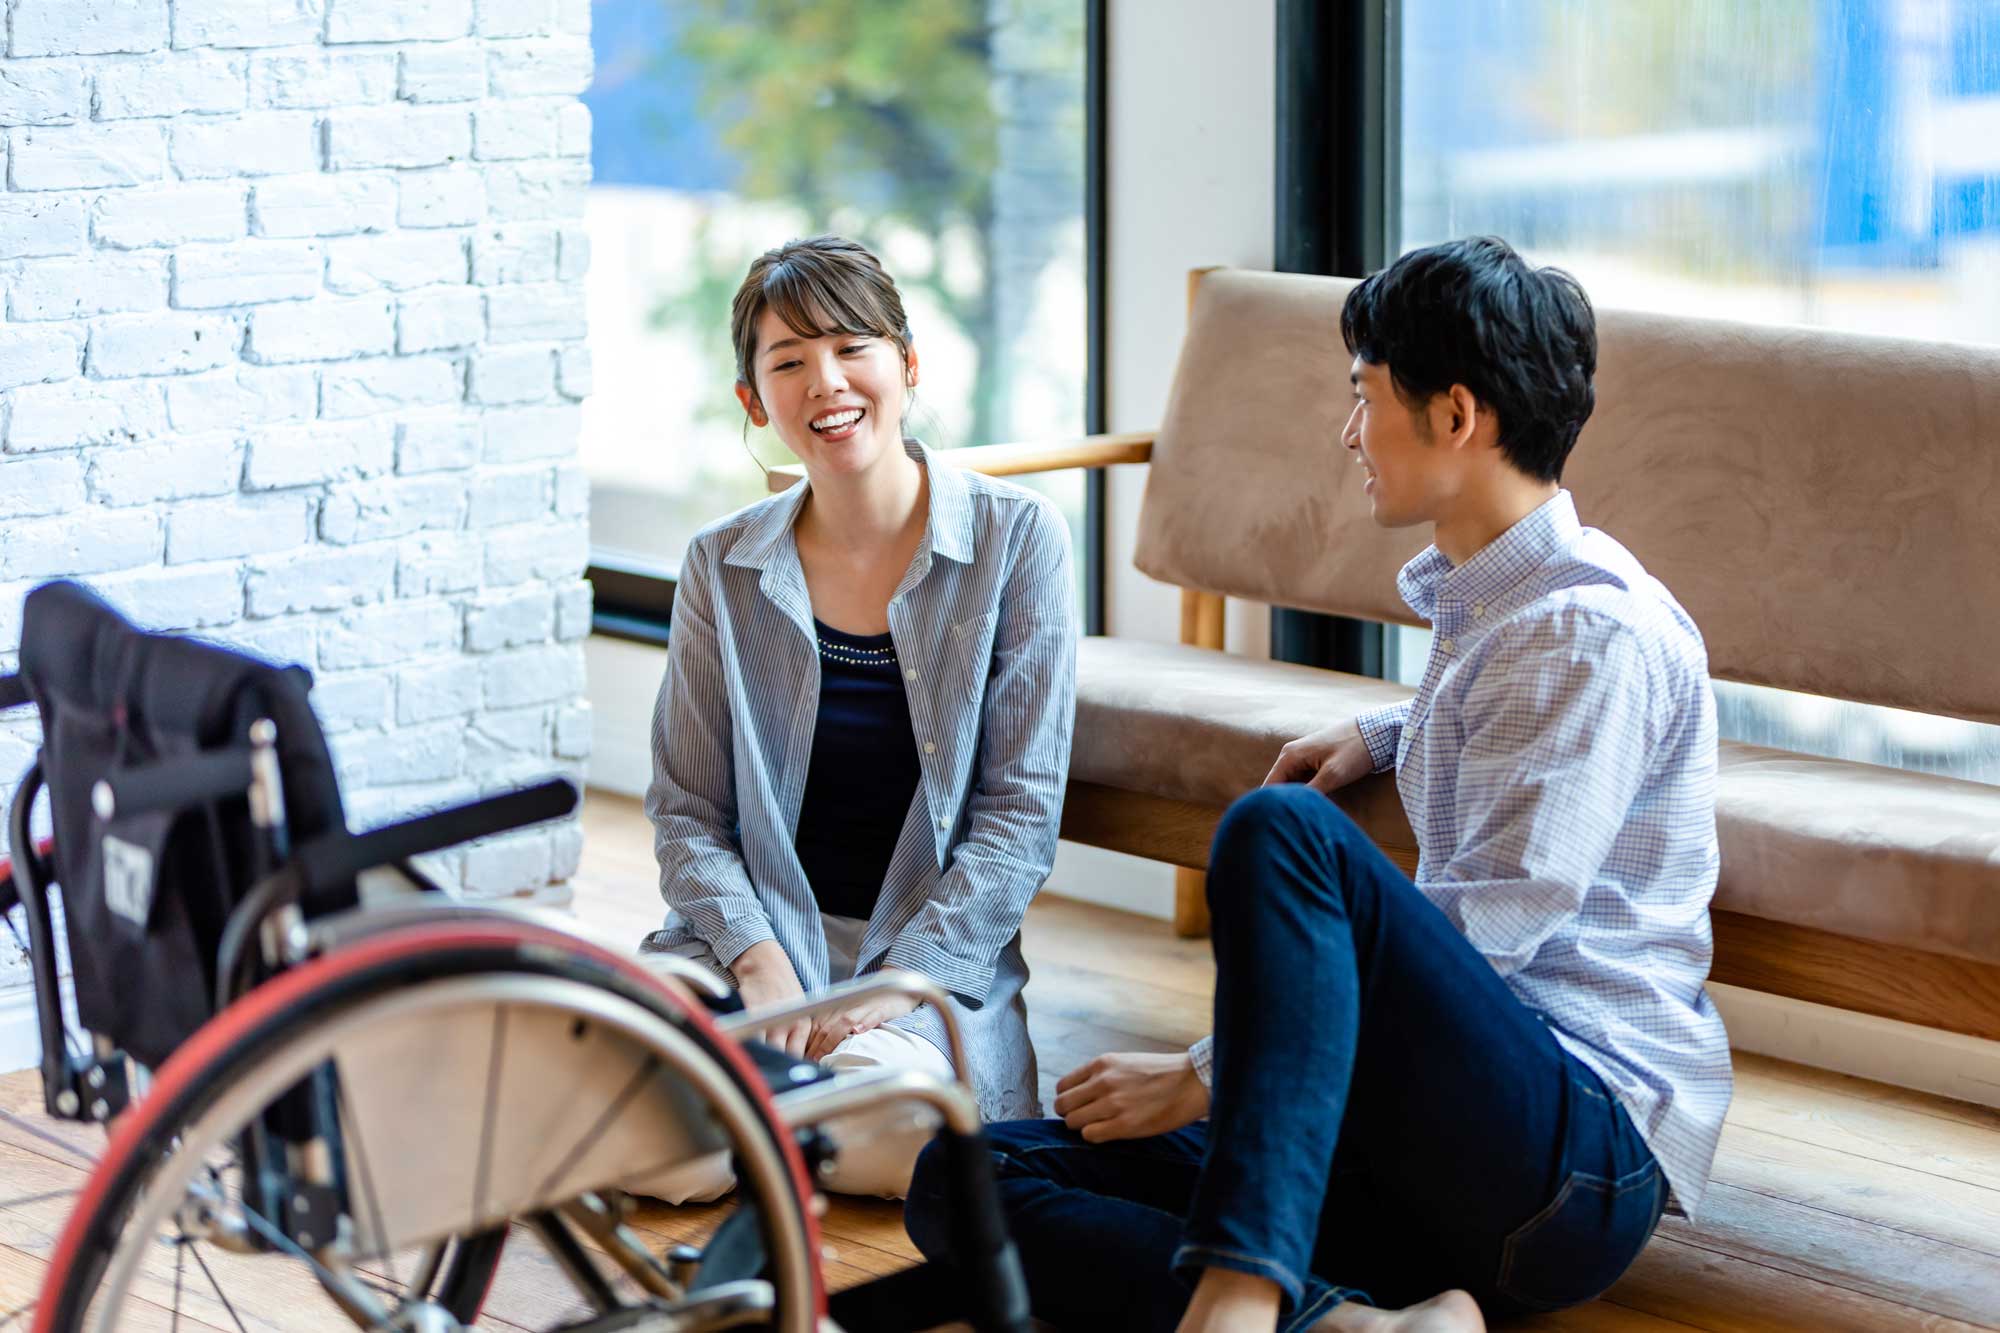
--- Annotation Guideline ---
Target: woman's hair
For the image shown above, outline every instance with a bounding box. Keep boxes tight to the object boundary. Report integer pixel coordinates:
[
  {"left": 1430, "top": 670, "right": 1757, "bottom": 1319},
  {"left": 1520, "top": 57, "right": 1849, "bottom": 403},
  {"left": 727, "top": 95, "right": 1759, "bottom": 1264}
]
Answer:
[{"left": 729, "top": 235, "right": 914, "bottom": 404}]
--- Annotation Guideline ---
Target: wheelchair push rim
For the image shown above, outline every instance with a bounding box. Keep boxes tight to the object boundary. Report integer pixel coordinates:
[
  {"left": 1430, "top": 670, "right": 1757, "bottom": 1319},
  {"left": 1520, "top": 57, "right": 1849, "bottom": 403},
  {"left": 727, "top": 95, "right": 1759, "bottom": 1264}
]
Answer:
[{"left": 34, "top": 918, "right": 826, "bottom": 1333}]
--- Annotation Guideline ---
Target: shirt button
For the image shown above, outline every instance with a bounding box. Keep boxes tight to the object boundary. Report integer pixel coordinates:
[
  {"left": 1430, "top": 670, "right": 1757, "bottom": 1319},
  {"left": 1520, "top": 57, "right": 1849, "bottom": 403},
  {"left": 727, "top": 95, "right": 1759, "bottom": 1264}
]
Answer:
[
  {"left": 923, "top": 741, "right": 936, "bottom": 754},
  {"left": 904, "top": 668, "right": 917, "bottom": 680},
  {"left": 936, "top": 817, "right": 949, "bottom": 830},
  {"left": 1439, "top": 637, "right": 1455, "bottom": 654},
  {"left": 1472, "top": 603, "right": 1485, "bottom": 618}
]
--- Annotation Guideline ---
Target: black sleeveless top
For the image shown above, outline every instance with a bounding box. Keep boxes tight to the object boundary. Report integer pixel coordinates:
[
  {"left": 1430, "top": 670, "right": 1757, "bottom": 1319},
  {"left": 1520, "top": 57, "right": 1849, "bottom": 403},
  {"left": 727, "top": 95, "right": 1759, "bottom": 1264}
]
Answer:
[{"left": 791, "top": 619, "right": 924, "bottom": 921}]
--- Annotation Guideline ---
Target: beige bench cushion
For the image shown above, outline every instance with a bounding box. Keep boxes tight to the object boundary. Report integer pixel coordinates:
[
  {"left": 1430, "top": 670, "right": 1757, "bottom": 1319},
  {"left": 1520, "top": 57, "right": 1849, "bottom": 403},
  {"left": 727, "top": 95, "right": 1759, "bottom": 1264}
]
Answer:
[{"left": 1074, "top": 637, "right": 2000, "bottom": 966}]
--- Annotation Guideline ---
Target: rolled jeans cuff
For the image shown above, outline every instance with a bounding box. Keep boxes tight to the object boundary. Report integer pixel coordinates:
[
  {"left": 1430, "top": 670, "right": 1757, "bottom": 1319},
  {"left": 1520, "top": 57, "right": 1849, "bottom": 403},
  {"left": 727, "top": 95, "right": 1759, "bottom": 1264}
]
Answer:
[
  {"left": 1171, "top": 1242, "right": 1370, "bottom": 1330},
  {"left": 1282, "top": 1281, "right": 1371, "bottom": 1333},
  {"left": 1171, "top": 1241, "right": 1304, "bottom": 1309}
]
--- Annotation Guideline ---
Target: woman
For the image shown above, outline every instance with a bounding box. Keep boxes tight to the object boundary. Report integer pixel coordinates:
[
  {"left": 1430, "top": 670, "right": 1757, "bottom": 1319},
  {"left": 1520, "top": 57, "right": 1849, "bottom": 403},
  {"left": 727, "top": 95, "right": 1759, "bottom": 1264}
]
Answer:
[{"left": 642, "top": 235, "right": 1077, "bottom": 1199}]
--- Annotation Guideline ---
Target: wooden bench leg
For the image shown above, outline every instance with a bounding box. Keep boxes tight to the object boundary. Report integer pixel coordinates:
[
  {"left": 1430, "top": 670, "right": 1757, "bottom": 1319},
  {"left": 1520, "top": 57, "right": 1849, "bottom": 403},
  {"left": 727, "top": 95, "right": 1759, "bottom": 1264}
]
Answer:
[{"left": 1175, "top": 866, "right": 1211, "bottom": 938}]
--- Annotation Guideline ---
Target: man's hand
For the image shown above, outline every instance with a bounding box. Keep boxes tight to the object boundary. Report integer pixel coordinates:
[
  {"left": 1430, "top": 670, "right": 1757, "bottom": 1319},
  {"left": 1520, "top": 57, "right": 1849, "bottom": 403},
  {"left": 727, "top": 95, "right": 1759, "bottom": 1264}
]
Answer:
[
  {"left": 1262, "top": 717, "right": 1373, "bottom": 794},
  {"left": 1053, "top": 1052, "right": 1209, "bottom": 1143},
  {"left": 731, "top": 940, "right": 811, "bottom": 1057},
  {"left": 804, "top": 994, "right": 924, "bottom": 1062}
]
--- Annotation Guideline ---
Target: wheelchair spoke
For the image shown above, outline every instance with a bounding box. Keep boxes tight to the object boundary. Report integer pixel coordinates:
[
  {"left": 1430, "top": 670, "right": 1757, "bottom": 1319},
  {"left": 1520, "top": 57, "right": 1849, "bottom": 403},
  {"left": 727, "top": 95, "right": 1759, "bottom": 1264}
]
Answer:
[
  {"left": 171, "top": 1229, "right": 184, "bottom": 1331},
  {"left": 183, "top": 1231, "right": 250, "bottom": 1333},
  {"left": 531, "top": 1210, "right": 622, "bottom": 1315},
  {"left": 334, "top": 1075, "right": 398, "bottom": 1293},
  {"left": 530, "top": 1054, "right": 663, "bottom": 1206},
  {"left": 406, "top": 1241, "right": 447, "bottom": 1301},
  {"left": 472, "top": 1005, "right": 509, "bottom": 1224}
]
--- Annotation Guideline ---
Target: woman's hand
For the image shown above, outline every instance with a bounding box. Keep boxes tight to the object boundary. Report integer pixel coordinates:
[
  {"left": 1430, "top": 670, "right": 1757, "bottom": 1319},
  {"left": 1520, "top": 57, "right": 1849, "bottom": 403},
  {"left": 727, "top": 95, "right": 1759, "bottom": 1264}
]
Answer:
[
  {"left": 731, "top": 940, "right": 811, "bottom": 1057},
  {"left": 1263, "top": 717, "right": 1373, "bottom": 795},
  {"left": 1053, "top": 1051, "right": 1209, "bottom": 1143},
  {"left": 804, "top": 994, "right": 923, "bottom": 1062}
]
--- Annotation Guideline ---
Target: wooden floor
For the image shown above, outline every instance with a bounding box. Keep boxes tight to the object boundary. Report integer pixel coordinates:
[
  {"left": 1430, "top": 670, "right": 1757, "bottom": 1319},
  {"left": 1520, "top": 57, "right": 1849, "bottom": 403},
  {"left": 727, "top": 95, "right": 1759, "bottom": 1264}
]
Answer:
[{"left": 2, "top": 789, "right": 1997, "bottom": 1330}]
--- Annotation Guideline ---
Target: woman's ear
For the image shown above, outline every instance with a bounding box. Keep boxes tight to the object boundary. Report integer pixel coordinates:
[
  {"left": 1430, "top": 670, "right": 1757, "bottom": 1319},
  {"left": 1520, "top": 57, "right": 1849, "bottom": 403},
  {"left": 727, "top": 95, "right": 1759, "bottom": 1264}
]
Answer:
[
  {"left": 904, "top": 343, "right": 921, "bottom": 389},
  {"left": 735, "top": 381, "right": 767, "bottom": 428}
]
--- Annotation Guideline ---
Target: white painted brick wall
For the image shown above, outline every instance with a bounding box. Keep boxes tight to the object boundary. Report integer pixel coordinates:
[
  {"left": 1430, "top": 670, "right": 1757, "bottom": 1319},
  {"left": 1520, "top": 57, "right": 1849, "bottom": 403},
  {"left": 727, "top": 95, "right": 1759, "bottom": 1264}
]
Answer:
[
  {"left": 172, "top": 239, "right": 324, "bottom": 306},
  {"left": 94, "top": 182, "right": 247, "bottom": 247},
  {"left": 251, "top": 173, "right": 396, "bottom": 237},
  {"left": 396, "top": 166, "right": 485, "bottom": 226},
  {"left": 0, "top": 0, "right": 593, "bottom": 949}
]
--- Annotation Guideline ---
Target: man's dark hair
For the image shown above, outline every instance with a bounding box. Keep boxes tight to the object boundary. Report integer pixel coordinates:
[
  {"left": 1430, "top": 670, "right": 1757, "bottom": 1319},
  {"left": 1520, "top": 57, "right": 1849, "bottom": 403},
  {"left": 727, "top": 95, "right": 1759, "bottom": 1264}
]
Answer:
[{"left": 1340, "top": 236, "right": 1597, "bottom": 483}]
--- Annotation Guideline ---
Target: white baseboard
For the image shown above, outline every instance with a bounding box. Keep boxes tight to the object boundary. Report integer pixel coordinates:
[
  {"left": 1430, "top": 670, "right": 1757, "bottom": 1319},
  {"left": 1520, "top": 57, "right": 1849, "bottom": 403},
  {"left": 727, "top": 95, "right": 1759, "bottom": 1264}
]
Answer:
[
  {"left": 0, "top": 980, "right": 50, "bottom": 1076},
  {"left": 585, "top": 634, "right": 664, "bottom": 799},
  {"left": 1710, "top": 981, "right": 2000, "bottom": 1109},
  {"left": 1049, "top": 841, "right": 1173, "bottom": 921}
]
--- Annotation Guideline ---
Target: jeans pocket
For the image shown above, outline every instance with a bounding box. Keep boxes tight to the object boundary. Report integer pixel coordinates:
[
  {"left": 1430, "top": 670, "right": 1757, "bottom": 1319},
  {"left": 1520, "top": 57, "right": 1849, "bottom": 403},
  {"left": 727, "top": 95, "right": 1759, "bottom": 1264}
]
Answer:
[{"left": 1494, "top": 1161, "right": 1662, "bottom": 1312}]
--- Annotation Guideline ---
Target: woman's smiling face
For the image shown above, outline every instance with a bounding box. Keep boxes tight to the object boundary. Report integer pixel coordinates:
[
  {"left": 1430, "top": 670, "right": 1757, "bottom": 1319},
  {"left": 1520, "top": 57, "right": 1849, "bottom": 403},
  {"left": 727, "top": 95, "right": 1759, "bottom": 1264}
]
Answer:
[{"left": 738, "top": 306, "right": 917, "bottom": 478}]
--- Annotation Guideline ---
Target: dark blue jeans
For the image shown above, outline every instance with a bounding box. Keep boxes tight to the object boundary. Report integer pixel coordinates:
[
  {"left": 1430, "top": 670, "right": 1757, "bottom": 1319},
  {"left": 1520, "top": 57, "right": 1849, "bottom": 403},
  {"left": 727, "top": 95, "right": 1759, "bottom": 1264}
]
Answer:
[{"left": 906, "top": 785, "right": 1667, "bottom": 1331}]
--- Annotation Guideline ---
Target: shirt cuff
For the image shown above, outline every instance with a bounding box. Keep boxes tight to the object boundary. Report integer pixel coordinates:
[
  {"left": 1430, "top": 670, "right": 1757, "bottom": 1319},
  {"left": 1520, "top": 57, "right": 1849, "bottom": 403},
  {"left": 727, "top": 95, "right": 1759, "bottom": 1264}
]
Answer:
[
  {"left": 711, "top": 917, "right": 781, "bottom": 975},
  {"left": 1353, "top": 704, "right": 1405, "bottom": 773},
  {"left": 1188, "top": 1035, "right": 1215, "bottom": 1089},
  {"left": 882, "top": 933, "right": 998, "bottom": 1007}
]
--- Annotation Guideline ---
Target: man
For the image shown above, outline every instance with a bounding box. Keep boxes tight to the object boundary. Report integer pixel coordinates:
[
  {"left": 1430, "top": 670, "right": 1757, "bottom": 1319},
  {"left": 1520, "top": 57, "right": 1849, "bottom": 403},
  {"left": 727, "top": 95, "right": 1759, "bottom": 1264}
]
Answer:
[{"left": 904, "top": 237, "right": 1733, "bottom": 1333}]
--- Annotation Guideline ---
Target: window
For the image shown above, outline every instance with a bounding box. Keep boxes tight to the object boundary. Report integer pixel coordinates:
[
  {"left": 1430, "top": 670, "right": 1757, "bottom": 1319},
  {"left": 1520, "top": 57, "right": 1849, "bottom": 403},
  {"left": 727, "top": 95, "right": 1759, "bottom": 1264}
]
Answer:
[
  {"left": 1392, "top": 0, "right": 2000, "bottom": 782},
  {"left": 580, "top": 0, "right": 1092, "bottom": 593}
]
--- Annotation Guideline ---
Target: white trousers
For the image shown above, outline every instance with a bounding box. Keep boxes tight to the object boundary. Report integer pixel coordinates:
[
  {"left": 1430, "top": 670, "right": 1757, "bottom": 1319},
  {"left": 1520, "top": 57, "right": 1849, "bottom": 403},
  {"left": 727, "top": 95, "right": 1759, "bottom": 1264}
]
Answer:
[{"left": 644, "top": 913, "right": 953, "bottom": 1202}]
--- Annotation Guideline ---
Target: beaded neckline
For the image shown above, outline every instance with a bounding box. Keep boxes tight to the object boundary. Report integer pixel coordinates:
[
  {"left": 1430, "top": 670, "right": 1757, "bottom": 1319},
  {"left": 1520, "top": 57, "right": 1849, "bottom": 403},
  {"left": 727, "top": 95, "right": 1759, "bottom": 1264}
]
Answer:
[{"left": 814, "top": 618, "right": 897, "bottom": 667}]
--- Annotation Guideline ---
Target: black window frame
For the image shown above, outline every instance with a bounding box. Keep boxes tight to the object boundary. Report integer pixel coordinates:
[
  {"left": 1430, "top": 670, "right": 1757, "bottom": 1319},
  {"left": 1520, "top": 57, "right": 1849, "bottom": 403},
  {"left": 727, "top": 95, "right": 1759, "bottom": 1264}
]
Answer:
[
  {"left": 1267, "top": 0, "right": 1393, "bottom": 677},
  {"left": 588, "top": 0, "right": 1112, "bottom": 647}
]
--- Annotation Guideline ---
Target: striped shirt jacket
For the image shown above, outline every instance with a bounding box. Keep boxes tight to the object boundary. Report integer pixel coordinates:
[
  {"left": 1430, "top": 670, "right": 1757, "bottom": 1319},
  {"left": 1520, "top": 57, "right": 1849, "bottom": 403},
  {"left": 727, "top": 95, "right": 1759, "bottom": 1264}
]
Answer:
[
  {"left": 1192, "top": 491, "right": 1732, "bottom": 1219},
  {"left": 644, "top": 440, "right": 1077, "bottom": 1121}
]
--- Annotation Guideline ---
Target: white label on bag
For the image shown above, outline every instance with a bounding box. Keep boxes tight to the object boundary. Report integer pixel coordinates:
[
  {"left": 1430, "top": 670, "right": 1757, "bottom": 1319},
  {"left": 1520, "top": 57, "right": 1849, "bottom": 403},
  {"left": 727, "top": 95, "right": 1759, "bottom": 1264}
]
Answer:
[{"left": 102, "top": 835, "right": 155, "bottom": 927}]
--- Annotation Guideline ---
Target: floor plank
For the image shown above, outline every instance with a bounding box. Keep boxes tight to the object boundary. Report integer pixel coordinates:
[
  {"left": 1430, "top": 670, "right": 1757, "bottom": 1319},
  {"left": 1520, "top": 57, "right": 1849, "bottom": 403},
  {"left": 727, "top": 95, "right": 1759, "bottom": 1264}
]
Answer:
[
  {"left": 0, "top": 1239, "right": 230, "bottom": 1333},
  {"left": 1707, "top": 1119, "right": 2000, "bottom": 1259},
  {"left": 1607, "top": 1233, "right": 1994, "bottom": 1333},
  {"left": 1512, "top": 1303, "right": 1712, "bottom": 1333},
  {"left": 1653, "top": 1181, "right": 2000, "bottom": 1325},
  {"left": 1735, "top": 1051, "right": 2000, "bottom": 1138},
  {"left": 1726, "top": 1060, "right": 2000, "bottom": 1196}
]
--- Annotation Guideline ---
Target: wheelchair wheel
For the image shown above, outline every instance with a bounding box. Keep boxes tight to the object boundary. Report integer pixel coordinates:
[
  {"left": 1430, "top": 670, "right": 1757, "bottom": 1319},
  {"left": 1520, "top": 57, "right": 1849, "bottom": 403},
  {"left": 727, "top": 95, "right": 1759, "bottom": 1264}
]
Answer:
[{"left": 34, "top": 918, "right": 824, "bottom": 1332}]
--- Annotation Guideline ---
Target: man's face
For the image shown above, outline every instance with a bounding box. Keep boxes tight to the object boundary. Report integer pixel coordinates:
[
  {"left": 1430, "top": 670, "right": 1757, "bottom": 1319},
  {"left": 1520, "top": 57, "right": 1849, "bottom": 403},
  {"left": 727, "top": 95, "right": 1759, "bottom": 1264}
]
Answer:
[{"left": 1341, "top": 357, "right": 1449, "bottom": 529}]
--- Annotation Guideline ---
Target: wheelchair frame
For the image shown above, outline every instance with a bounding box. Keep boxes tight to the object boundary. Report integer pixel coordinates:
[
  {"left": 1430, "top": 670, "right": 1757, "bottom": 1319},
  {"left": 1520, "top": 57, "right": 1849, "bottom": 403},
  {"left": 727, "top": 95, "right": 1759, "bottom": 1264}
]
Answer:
[{"left": 0, "top": 587, "right": 1032, "bottom": 1333}]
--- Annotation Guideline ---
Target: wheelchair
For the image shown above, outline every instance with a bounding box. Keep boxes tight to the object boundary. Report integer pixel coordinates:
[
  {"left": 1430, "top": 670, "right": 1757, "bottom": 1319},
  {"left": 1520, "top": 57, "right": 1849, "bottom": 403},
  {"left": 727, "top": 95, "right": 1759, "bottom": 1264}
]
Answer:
[{"left": 0, "top": 581, "right": 1030, "bottom": 1333}]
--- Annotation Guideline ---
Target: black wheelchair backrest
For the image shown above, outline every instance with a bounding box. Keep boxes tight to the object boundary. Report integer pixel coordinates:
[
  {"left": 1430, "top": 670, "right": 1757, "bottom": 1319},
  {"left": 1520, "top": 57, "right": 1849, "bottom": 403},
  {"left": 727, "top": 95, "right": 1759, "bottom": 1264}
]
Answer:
[{"left": 11, "top": 580, "right": 356, "bottom": 1068}]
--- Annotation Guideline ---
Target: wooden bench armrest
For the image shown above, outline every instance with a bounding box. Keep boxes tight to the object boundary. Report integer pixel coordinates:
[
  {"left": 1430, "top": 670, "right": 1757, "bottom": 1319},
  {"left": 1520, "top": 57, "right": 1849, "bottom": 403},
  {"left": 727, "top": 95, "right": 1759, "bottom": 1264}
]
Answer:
[{"left": 765, "top": 431, "right": 1156, "bottom": 492}]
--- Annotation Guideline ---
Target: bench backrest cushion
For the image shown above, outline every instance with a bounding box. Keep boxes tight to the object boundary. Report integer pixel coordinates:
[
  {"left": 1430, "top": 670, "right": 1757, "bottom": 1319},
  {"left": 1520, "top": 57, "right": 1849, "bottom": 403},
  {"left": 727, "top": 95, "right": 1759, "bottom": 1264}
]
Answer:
[{"left": 1135, "top": 268, "right": 2000, "bottom": 725}]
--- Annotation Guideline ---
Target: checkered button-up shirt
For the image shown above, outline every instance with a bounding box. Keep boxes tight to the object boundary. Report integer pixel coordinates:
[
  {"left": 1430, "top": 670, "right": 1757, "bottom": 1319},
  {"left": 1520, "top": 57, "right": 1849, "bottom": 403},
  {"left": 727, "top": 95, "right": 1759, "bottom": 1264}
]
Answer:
[{"left": 1193, "top": 491, "right": 1732, "bottom": 1219}]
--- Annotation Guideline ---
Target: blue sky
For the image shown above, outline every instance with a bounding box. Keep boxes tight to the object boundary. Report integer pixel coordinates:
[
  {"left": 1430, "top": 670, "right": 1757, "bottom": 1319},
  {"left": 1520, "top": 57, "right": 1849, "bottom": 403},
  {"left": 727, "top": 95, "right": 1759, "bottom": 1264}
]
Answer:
[{"left": 583, "top": 0, "right": 734, "bottom": 191}]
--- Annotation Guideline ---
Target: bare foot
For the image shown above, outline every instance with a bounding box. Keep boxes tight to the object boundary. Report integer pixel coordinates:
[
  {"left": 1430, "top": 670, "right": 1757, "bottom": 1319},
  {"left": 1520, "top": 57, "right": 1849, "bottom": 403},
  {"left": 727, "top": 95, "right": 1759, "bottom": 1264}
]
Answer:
[
  {"left": 1313, "top": 1288, "right": 1484, "bottom": 1333},
  {"left": 1175, "top": 1267, "right": 1283, "bottom": 1332}
]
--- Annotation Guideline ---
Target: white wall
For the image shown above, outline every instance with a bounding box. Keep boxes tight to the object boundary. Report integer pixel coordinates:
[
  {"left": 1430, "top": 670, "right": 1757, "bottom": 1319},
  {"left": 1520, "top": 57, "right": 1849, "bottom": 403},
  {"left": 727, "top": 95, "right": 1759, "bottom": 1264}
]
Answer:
[
  {"left": 0, "top": 0, "right": 597, "bottom": 992},
  {"left": 586, "top": 631, "right": 660, "bottom": 797},
  {"left": 1048, "top": 0, "right": 1279, "bottom": 918}
]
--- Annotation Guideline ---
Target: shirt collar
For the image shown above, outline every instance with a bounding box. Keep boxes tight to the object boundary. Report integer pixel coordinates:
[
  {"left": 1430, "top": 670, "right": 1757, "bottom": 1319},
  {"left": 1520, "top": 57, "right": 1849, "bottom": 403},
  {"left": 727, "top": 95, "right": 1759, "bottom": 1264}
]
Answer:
[
  {"left": 1397, "top": 489, "right": 1579, "bottom": 626},
  {"left": 723, "top": 437, "right": 973, "bottom": 572}
]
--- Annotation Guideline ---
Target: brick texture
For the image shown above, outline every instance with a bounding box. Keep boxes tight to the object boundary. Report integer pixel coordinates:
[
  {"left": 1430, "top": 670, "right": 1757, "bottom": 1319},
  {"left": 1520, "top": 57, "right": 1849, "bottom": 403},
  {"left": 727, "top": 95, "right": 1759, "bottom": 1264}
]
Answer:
[{"left": 0, "top": 0, "right": 593, "bottom": 921}]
